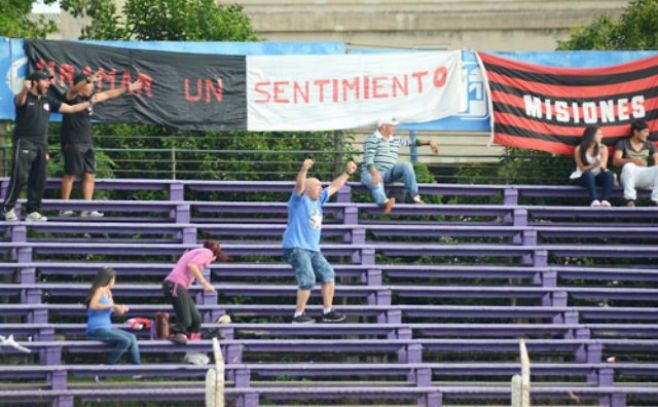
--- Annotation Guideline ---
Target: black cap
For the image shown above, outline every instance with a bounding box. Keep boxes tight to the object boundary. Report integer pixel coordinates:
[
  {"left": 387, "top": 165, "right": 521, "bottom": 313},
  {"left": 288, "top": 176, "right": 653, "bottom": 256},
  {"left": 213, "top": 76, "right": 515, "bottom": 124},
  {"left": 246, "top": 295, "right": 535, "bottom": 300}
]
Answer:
[
  {"left": 73, "top": 73, "right": 89, "bottom": 85},
  {"left": 26, "top": 71, "right": 53, "bottom": 81}
]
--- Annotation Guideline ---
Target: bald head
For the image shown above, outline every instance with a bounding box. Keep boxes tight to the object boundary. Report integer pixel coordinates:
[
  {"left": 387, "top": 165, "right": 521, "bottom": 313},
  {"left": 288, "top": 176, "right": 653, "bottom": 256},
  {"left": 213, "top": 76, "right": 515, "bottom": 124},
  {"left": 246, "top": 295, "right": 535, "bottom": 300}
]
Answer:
[{"left": 305, "top": 177, "right": 322, "bottom": 200}]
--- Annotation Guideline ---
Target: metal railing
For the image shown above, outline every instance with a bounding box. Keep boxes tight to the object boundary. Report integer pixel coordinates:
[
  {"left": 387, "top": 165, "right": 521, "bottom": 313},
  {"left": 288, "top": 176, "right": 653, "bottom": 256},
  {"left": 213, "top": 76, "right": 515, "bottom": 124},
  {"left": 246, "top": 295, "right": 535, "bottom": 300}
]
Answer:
[{"left": 0, "top": 134, "right": 574, "bottom": 184}]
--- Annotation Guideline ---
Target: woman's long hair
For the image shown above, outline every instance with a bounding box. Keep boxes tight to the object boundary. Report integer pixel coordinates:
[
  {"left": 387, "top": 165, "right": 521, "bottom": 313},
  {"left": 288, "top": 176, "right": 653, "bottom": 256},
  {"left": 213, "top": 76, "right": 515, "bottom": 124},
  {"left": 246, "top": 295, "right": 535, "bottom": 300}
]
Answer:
[
  {"left": 579, "top": 126, "right": 600, "bottom": 166},
  {"left": 204, "top": 240, "right": 229, "bottom": 262},
  {"left": 84, "top": 267, "right": 116, "bottom": 307}
]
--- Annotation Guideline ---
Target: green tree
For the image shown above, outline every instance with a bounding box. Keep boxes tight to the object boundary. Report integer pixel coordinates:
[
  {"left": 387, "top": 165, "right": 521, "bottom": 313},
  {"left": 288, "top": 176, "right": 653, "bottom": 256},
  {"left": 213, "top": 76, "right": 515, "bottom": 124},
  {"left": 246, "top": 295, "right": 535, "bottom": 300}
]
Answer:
[
  {"left": 558, "top": 0, "right": 658, "bottom": 50},
  {"left": 0, "top": 0, "right": 58, "bottom": 39},
  {"left": 60, "top": 0, "right": 259, "bottom": 41}
]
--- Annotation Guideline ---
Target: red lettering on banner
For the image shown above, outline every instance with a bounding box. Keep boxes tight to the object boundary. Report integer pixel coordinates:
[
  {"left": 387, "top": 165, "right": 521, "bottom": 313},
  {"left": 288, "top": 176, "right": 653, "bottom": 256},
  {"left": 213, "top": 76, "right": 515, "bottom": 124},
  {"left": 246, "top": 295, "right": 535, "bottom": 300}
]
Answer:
[
  {"left": 255, "top": 82, "right": 271, "bottom": 103},
  {"left": 205, "top": 79, "right": 223, "bottom": 102},
  {"left": 59, "top": 64, "right": 75, "bottom": 88},
  {"left": 392, "top": 76, "right": 408, "bottom": 97},
  {"left": 136, "top": 73, "right": 152, "bottom": 97},
  {"left": 314, "top": 79, "right": 330, "bottom": 102},
  {"left": 251, "top": 64, "right": 453, "bottom": 105},
  {"left": 372, "top": 76, "right": 388, "bottom": 98},
  {"left": 433, "top": 67, "right": 447, "bottom": 88},
  {"left": 293, "top": 82, "right": 309, "bottom": 104},
  {"left": 28, "top": 60, "right": 153, "bottom": 98},
  {"left": 412, "top": 71, "right": 428, "bottom": 93},
  {"left": 120, "top": 71, "right": 133, "bottom": 92},
  {"left": 342, "top": 78, "right": 359, "bottom": 101},
  {"left": 184, "top": 79, "right": 202, "bottom": 102},
  {"left": 332, "top": 79, "right": 339, "bottom": 102},
  {"left": 273, "top": 81, "right": 289, "bottom": 103}
]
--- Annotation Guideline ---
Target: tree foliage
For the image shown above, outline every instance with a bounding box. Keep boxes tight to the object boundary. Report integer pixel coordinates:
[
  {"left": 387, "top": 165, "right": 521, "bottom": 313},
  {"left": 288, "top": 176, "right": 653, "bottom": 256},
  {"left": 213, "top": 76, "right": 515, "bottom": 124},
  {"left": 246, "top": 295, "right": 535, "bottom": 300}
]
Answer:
[
  {"left": 0, "top": 0, "right": 58, "bottom": 39},
  {"left": 60, "top": 0, "right": 259, "bottom": 41},
  {"left": 558, "top": 0, "right": 658, "bottom": 50}
]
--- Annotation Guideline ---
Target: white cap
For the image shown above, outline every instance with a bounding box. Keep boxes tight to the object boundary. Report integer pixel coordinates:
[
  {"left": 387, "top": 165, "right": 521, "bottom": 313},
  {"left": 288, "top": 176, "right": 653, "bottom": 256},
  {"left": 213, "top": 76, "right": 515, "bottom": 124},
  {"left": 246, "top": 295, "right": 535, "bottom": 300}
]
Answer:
[{"left": 376, "top": 117, "right": 399, "bottom": 128}]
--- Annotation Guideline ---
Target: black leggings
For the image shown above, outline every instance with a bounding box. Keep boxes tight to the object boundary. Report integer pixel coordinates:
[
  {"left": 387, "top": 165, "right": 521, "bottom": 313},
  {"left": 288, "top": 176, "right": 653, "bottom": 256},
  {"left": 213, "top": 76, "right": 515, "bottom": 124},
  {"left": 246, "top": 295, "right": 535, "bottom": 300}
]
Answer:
[{"left": 162, "top": 281, "right": 201, "bottom": 335}]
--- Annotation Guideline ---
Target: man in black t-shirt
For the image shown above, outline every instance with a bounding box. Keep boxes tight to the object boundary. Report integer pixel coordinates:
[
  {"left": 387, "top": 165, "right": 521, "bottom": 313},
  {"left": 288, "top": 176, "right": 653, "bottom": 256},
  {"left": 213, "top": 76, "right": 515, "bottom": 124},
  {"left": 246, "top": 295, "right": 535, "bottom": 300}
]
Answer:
[
  {"left": 3, "top": 71, "right": 93, "bottom": 222},
  {"left": 59, "top": 74, "right": 142, "bottom": 218},
  {"left": 612, "top": 120, "right": 658, "bottom": 206}
]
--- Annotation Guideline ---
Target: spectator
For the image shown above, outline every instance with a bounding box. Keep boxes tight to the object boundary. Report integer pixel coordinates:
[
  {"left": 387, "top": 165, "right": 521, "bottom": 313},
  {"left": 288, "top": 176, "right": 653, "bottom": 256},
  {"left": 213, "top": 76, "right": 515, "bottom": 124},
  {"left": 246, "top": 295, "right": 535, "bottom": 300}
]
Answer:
[
  {"left": 570, "top": 126, "right": 614, "bottom": 207},
  {"left": 2, "top": 71, "right": 94, "bottom": 222},
  {"left": 85, "top": 268, "right": 141, "bottom": 366},
  {"left": 163, "top": 240, "right": 228, "bottom": 345},
  {"left": 283, "top": 158, "right": 357, "bottom": 324},
  {"left": 59, "top": 74, "right": 142, "bottom": 218},
  {"left": 612, "top": 120, "right": 658, "bottom": 207},
  {"left": 361, "top": 118, "right": 439, "bottom": 214}
]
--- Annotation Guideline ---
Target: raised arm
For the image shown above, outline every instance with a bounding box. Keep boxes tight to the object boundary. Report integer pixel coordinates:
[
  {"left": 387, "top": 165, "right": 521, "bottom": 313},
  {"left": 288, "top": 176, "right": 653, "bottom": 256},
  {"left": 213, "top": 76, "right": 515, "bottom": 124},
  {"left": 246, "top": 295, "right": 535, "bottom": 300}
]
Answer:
[
  {"left": 295, "top": 159, "right": 314, "bottom": 195},
  {"left": 94, "top": 79, "right": 142, "bottom": 103},
  {"left": 58, "top": 98, "right": 93, "bottom": 114},
  {"left": 15, "top": 80, "right": 32, "bottom": 107},
  {"left": 327, "top": 161, "right": 357, "bottom": 197}
]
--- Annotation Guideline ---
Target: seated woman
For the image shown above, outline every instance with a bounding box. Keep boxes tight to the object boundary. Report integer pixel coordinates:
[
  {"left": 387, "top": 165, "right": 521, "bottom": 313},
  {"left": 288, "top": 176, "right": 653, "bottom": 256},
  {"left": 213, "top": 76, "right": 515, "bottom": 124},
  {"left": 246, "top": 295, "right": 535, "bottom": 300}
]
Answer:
[
  {"left": 163, "top": 240, "right": 228, "bottom": 345},
  {"left": 570, "top": 126, "right": 614, "bottom": 207},
  {"left": 85, "top": 268, "right": 141, "bottom": 365}
]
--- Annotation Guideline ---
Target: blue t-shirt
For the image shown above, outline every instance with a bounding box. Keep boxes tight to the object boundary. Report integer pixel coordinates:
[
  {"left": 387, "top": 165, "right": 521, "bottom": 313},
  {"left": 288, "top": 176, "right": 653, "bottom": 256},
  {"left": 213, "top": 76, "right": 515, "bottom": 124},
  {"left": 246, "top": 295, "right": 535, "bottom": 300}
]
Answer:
[
  {"left": 282, "top": 187, "right": 330, "bottom": 252},
  {"left": 86, "top": 294, "right": 113, "bottom": 333}
]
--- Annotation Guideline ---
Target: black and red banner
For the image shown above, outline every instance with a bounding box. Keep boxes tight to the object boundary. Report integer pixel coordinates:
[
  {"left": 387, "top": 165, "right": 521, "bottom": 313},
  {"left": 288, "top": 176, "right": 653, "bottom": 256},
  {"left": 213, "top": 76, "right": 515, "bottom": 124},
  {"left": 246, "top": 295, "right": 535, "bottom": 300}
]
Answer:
[
  {"left": 479, "top": 52, "right": 658, "bottom": 155},
  {"left": 25, "top": 39, "right": 247, "bottom": 130}
]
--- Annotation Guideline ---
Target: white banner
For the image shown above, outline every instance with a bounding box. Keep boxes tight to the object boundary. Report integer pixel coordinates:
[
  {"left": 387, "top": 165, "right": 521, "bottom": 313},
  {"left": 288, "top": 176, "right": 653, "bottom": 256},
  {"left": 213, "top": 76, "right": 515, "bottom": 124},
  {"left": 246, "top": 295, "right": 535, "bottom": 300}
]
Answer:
[{"left": 246, "top": 51, "right": 464, "bottom": 131}]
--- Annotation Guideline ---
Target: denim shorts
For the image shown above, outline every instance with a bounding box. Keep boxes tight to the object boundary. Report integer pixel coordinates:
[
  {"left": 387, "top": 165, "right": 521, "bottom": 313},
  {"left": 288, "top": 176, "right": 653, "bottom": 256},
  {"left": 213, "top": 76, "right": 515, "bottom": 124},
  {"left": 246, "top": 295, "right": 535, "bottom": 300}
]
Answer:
[{"left": 284, "top": 248, "right": 335, "bottom": 290}]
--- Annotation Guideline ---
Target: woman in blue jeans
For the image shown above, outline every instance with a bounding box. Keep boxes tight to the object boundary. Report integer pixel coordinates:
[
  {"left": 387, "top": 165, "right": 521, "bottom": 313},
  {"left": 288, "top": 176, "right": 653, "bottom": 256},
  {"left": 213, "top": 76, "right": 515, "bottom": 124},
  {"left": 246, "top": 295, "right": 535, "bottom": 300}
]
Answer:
[
  {"left": 570, "top": 126, "right": 614, "bottom": 207},
  {"left": 85, "top": 268, "right": 141, "bottom": 365}
]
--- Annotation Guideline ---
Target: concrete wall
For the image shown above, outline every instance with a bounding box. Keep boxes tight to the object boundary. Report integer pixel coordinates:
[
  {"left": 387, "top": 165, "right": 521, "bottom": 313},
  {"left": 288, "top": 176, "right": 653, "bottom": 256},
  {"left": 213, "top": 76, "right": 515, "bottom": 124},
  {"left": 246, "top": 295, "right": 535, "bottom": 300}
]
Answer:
[{"left": 223, "top": 0, "right": 628, "bottom": 51}]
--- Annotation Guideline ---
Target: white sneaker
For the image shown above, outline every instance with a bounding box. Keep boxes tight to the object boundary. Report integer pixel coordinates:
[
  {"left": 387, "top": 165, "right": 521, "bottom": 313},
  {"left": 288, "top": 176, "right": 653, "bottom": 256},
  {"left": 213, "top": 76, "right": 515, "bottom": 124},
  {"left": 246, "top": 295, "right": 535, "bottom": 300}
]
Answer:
[
  {"left": 412, "top": 195, "right": 425, "bottom": 205},
  {"left": 600, "top": 200, "right": 612, "bottom": 207},
  {"left": 59, "top": 210, "right": 75, "bottom": 217},
  {"left": 590, "top": 200, "right": 601, "bottom": 207},
  {"left": 4, "top": 209, "right": 18, "bottom": 221},
  {"left": 80, "top": 210, "right": 104, "bottom": 218},
  {"left": 25, "top": 212, "right": 47, "bottom": 222}
]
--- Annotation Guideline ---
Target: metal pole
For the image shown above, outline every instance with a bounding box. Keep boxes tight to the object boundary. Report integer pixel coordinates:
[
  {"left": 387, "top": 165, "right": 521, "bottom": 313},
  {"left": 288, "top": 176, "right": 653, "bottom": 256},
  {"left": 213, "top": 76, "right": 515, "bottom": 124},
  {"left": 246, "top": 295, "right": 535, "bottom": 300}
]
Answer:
[
  {"left": 171, "top": 146, "right": 177, "bottom": 180},
  {"left": 409, "top": 130, "right": 418, "bottom": 163}
]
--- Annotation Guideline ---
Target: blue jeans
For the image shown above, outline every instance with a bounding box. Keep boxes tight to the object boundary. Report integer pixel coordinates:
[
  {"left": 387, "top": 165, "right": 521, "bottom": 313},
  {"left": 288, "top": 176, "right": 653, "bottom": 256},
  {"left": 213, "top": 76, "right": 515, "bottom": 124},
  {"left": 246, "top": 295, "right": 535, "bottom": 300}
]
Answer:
[
  {"left": 575, "top": 170, "right": 614, "bottom": 202},
  {"left": 87, "top": 327, "right": 141, "bottom": 365},
  {"left": 360, "top": 162, "right": 418, "bottom": 205},
  {"left": 284, "top": 248, "right": 335, "bottom": 290}
]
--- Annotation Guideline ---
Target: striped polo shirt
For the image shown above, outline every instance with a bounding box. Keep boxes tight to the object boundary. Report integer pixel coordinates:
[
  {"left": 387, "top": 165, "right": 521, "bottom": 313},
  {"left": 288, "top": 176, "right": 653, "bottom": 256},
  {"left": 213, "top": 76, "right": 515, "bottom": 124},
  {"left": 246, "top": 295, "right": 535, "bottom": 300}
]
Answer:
[{"left": 363, "top": 130, "right": 412, "bottom": 172}]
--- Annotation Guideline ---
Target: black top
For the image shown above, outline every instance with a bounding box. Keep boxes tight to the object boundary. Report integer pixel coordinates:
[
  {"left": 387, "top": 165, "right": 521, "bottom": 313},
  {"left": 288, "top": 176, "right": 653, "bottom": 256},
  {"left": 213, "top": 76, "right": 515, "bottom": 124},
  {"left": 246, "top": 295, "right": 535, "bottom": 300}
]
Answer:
[
  {"left": 61, "top": 94, "right": 93, "bottom": 145},
  {"left": 13, "top": 92, "right": 62, "bottom": 147},
  {"left": 614, "top": 138, "right": 657, "bottom": 166}
]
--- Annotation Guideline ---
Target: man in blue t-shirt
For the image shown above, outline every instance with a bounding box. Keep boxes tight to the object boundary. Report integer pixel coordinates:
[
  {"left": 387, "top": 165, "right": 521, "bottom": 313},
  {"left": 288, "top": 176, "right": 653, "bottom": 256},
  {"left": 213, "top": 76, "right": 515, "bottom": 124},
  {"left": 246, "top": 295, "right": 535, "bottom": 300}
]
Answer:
[{"left": 283, "top": 158, "right": 357, "bottom": 324}]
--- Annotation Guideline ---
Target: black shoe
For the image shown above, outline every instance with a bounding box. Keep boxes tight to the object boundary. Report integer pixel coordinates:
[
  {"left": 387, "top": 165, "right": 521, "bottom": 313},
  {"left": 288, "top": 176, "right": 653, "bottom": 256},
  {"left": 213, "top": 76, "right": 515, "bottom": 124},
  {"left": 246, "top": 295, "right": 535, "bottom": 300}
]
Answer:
[
  {"left": 292, "top": 313, "right": 315, "bottom": 324},
  {"left": 321, "top": 310, "right": 346, "bottom": 323}
]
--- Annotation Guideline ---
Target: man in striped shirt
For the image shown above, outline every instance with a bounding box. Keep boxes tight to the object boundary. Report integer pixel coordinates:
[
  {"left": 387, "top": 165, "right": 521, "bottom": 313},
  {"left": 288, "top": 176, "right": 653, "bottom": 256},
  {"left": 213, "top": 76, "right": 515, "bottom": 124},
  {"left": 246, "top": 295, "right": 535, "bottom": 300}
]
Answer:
[{"left": 361, "top": 118, "right": 439, "bottom": 214}]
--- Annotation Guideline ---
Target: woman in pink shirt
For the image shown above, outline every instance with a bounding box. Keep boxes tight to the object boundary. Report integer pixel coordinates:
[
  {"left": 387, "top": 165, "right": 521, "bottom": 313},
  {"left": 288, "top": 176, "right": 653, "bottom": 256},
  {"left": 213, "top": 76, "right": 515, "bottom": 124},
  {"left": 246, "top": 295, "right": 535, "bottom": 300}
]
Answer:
[{"left": 162, "top": 240, "right": 228, "bottom": 344}]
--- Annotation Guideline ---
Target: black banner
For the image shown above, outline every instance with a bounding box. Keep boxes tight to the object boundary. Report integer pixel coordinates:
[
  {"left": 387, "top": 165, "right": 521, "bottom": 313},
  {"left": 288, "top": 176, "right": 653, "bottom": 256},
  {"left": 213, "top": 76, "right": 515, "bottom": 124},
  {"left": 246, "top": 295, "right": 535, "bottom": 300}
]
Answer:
[{"left": 25, "top": 39, "right": 247, "bottom": 130}]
